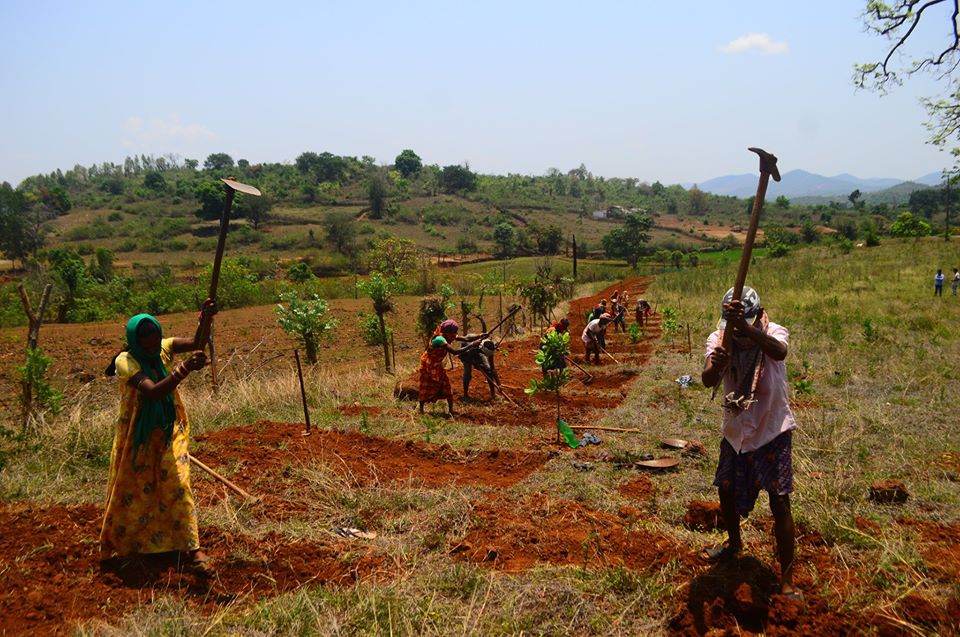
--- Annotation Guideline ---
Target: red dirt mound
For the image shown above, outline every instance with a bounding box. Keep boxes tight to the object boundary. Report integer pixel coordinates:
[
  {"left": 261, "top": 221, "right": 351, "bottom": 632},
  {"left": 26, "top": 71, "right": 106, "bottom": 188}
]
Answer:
[
  {"left": 896, "top": 517, "right": 960, "bottom": 583},
  {"left": 195, "top": 421, "right": 550, "bottom": 492},
  {"left": 618, "top": 475, "right": 656, "bottom": 503},
  {"left": 450, "top": 494, "right": 692, "bottom": 573},
  {"left": 683, "top": 500, "right": 724, "bottom": 532},
  {"left": 0, "top": 503, "right": 384, "bottom": 636}
]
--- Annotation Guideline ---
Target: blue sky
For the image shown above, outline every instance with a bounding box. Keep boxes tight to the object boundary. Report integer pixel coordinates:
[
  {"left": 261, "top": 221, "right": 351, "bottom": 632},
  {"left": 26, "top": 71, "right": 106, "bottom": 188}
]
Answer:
[{"left": 1, "top": 1, "right": 954, "bottom": 186}]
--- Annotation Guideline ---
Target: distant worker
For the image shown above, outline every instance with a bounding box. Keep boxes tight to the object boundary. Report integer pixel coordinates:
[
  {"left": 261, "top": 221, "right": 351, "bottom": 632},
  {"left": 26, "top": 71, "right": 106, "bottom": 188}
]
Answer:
[
  {"left": 460, "top": 338, "right": 499, "bottom": 401},
  {"left": 418, "top": 319, "right": 488, "bottom": 416},
  {"left": 635, "top": 298, "right": 652, "bottom": 326},
  {"left": 582, "top": 313, "right": 612, "bottom": 364},
  {"left": 936, "top": 269, "right": 945, "bottom": 297},
  {"left": 953, "top": 268, "right": 959, "bottom": 296},
  {"left": 612, "top": 296, "right": 627, "bottom": 333}
]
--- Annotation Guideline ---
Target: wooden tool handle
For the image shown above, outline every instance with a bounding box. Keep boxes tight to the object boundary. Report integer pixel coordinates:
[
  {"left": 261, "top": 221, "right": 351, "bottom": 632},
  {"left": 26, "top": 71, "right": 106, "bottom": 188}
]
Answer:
[{"left": 189, "top": 453, "right": 258, "bottom": 502}]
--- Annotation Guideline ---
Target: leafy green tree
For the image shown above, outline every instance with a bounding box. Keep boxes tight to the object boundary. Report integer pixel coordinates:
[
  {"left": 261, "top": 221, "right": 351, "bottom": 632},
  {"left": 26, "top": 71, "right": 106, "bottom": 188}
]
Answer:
[
  {"left": 855, "top": 1, "right": 960, "bottom": 161},
  {"left": 360, "top": 272, "right": 397, "bottom": 372},
  {"left": 533, "top": 225, "right": 563, "bottom": 255},
  {"left": 890, "top": 211, "right": 932, "bottom": 237},
  {"left": 48, "top": 247, "right": 89, "bottom": 322},
  {"left": 287, "top": 261, "right": 314, "bottom": 283},
  {"left": 670, "top": 250, "right": 683, "bottom": 268},
  {"left": 0, "top": 183, "right": 37, "bottom": 266},
  {"left": 861, "top": 218, "right": 881, "bottom": 246},
  {"left": 493, "top": 222, "right": 515, "bottom": 257},
  {"left": 367, "top": 237, "right": 419, "bottom": 277},
  {"left": 275, "top": 291, "right": 339, "bottom": 364},
  {"left": 203, "top": 153, "right": 234, "bottom": 171},
  {"left": 439, "top": 164, "right": 477, "bottom": 193},
  {"left": 800, "top": 220, "right": 819, "bottom": 243},
  {"left": 184, "top": 158, "right": 199, "bottom": 170},
  {"left": 526, "top": 330, "right": 576, "bottom": 447},
  {"left": 394, "top": 149, "right": 422, "bottom": 178},
  {"left": 775, "top": 195, "right": 790, "bottom": 209},
  {"left": 89, "top": 248, "right": 114, "bottom": 283},
  {"left": 324, "top": 211, "right": 357, "bottom": 255},
  {"left": 848, "top": 189, "right": 863, "bottom": 209},
  {"left": 194, "top": 181, "right": 224, "bottom": 220},
  {"left": 600, "top": 211, "right": 652, "bottom": 268},
  {"left": 236, "top": 193, "right": 272, "bottom": 229},
  {"left": 38, "top": 185, "right": 71, "bottom": 213},
  {"left": 296, "top": 151, "right": 347, "bottom": 183},
  {"left": 909, "top": 188, "right": 940, "bottom": 219},
  {"left": 687, "top": 185, "right": 707, "bottom": 215},
  {"left": 367, "top": 170, "right": 389, "bottom": 219},
  {"left": 143, "top": 172, "right": 166, "bottom": 191}
]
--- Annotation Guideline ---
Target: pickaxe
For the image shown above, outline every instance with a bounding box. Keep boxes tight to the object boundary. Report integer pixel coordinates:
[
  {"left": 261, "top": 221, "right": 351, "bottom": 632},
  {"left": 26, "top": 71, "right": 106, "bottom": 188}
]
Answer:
[
  {"left": 719, "top": 148, "right": 781, "bottom": 357},
  {"left": 196, "top": 178, "right": 262, "bottom": 351}
]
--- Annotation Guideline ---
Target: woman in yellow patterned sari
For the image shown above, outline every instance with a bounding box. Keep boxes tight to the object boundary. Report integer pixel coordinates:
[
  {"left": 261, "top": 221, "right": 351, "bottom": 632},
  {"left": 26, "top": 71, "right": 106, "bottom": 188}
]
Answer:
[{"left": 100, "top": 300, "right": 215, "bottom": 572}]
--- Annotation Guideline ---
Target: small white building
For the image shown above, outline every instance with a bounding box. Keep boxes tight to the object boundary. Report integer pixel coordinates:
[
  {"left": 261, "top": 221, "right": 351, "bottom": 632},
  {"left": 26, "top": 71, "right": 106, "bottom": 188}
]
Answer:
[{"left": 591, "top": 209, "right": 607, "bottom": 220}]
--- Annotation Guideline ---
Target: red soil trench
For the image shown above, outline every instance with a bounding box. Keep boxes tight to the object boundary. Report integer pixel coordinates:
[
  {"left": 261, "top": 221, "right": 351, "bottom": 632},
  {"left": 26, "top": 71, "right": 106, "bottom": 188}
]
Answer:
[
  {"left": 395, "top": 276, "right": 663, "bottom": 430},
  {"left": 0, "top": 503, "right": 386, "bottom": 637},
  {"left": 449, "top": 495, "right": 960, "bottom": 636}
]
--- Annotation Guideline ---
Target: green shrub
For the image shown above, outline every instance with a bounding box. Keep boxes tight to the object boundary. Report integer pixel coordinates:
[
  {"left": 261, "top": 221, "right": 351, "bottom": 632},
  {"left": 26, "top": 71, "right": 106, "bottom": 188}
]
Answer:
[
  {"left": 287, "top": 261, "right": 314, "bottom": 283},
  {"left": 359, "top": 311, "right": 392, "bottom": 346},
  {"left": 275, "top": 291, "right": 339, "bottom": 363},
  {"left": 17, "top": 348, "right": 63, "bottom": 415}
]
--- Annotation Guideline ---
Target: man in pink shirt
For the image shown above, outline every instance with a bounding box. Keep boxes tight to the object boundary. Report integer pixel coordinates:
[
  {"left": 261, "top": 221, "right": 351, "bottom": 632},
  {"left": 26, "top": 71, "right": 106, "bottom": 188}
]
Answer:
[{"left": 700, "top": 286, "right": 800, "bottom": 601}]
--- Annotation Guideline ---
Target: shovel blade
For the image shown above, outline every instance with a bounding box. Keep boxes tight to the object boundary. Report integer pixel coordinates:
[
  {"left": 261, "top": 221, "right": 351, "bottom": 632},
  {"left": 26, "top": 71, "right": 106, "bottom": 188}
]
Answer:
[{"left": 221, "top": 178, "right": 262, "bottom": 196}]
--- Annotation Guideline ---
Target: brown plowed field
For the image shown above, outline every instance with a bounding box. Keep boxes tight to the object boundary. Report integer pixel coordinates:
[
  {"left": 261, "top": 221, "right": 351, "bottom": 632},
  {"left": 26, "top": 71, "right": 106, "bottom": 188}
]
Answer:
[{"left": 2, "top": 276, "right": 958, "bottom": 636}]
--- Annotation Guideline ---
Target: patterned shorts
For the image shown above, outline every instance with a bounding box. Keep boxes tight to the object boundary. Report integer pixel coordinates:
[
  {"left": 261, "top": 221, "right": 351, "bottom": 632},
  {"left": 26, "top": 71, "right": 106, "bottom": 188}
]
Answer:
[{"left": 713, "top": 430, "right": 793, "bottom": 518}]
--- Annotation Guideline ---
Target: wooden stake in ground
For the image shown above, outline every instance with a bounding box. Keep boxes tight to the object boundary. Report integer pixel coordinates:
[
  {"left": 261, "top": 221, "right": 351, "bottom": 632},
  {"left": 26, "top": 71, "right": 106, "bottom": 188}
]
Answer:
[
  {"left": 189, "top": 454, "right": 259, "bottom": 503},
  {"left": 17, "top": 283, "right": 52, "bottom": 430},
  {"left": 294, "top": 349, "right": 312, "bottom": 435}
]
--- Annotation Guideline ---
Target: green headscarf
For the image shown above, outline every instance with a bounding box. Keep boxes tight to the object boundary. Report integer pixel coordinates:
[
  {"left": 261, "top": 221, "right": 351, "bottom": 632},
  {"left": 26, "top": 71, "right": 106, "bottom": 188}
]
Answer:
[{"left": 126, "top": 314, "right": 176, "bottom": 462}]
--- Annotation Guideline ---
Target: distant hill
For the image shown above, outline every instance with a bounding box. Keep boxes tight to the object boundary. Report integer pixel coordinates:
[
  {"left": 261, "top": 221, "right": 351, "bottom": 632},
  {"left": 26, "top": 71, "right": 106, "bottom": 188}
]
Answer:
[{"left": 696, "top": 169, "right": 943, "bottom": 199}]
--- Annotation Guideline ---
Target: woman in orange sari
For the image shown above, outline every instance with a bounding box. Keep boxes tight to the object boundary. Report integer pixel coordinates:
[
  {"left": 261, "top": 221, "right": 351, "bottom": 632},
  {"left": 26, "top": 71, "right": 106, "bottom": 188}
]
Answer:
[{"left": 418, "top": 319, "right": 487, "bottom": 416}]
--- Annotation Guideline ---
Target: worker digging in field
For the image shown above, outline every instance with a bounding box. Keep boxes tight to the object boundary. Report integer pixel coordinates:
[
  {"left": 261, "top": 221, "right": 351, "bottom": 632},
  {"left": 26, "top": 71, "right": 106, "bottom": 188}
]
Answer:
[
  {"left": 418, "top": 319, "right": 488, "bottom": 416},
  {"left": 459, "top": 337, "right": 499, "bottom": 401},
  {"left": 581, "top": 313, "right": 612, "bottom": 364},
  {"left": 700, "top": 287, "right": 801, "bottom": 602},
  {"left": 100, "top": 300, "right": 217, "bottom": 574},
  {"left": 635, "top": 297, "right": 652, "bottom": 326}
]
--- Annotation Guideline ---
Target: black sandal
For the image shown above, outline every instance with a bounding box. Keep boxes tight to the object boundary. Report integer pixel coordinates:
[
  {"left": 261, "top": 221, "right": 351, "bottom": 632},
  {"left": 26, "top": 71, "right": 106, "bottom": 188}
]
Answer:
[{"left": 699, "top": 543, "right": 741, "bottom": 564}]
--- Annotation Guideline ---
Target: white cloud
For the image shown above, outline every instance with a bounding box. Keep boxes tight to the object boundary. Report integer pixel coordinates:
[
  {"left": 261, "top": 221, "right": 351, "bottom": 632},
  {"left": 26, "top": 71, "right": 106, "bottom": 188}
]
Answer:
[
  {"left": 121, "top": 114, "right": 215, "bottom": 148},
  {"left": 721, "top": 33, "right": 788, "bottom": 55}
]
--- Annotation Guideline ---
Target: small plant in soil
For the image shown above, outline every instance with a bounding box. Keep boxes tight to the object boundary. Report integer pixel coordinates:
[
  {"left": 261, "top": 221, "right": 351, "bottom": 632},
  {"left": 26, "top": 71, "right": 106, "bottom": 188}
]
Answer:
[
  {"left": 527, "top": 330, "right": 576, "bottom": 446},
  {"left": 628, "top": 322, "right": 642, "bottom": 344},
  {"left": 359, "top": 271, "right": 398, "bottom": 373},
  {"left": 275, "top": 291, "right": 339, "bottom": 364}
]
